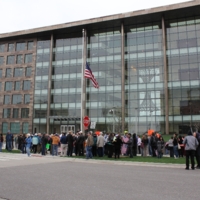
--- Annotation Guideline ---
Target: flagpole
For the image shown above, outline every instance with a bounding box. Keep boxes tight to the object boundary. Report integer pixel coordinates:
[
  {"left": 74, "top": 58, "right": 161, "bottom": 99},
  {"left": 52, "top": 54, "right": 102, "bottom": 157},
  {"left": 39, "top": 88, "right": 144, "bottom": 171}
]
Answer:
[{"left": 81, "top": 29, "right": 86, "bottom": 133}]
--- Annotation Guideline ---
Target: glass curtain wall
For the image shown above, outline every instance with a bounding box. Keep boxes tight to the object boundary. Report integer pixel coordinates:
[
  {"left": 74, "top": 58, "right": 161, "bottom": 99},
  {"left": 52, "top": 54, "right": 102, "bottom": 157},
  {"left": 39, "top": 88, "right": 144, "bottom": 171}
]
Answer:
[
  {"left": 166, "top": 16, "right": 200, "bottom": 134},
  {"left": 125, "top": 22, "right": 165, "bottom": 134},
  {"left": 51, "top": 33, "right": 82, "bottom": 133},
  {"left": 87, "top": 27, "right": 122, "bottom": 132},
  {"left": 34, "top": 38, "right": 51, "bottom": 133}
]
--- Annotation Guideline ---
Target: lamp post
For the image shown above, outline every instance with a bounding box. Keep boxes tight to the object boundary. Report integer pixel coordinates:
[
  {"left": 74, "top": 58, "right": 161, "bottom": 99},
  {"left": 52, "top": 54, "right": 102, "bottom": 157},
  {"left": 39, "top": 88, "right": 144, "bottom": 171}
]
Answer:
[{"left": 109, "top": 107, "right": 116, "bottom": 133}]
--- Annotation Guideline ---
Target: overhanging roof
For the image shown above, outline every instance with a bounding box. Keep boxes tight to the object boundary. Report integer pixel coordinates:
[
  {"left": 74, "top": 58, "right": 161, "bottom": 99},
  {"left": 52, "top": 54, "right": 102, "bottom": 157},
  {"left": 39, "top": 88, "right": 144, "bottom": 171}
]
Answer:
[{"left": 0, "top": 0, "right": 200, "bottom": 39}]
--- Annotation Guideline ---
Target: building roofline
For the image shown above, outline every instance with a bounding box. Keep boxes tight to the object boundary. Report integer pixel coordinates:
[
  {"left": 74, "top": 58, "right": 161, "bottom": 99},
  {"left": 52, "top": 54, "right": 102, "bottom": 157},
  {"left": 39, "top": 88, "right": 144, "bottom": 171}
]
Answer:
[{"left": 0, "top": 0, "right": 199, "bottom": 39}]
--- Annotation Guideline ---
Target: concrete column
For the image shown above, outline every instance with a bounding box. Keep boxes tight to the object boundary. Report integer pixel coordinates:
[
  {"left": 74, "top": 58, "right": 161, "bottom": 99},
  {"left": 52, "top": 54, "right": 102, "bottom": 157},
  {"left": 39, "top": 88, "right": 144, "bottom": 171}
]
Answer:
[
  {"left": 121, "top": 23, "right": 125, "bottom": 134},
  {"left": 81, "top": 29, "right": 87, "bottom": 133},
  {"left": 46, "top": 34, "right": 53, "bottom": 134},
  {"left": 162, "top": 17, "right": 169, "bottom": 134}
]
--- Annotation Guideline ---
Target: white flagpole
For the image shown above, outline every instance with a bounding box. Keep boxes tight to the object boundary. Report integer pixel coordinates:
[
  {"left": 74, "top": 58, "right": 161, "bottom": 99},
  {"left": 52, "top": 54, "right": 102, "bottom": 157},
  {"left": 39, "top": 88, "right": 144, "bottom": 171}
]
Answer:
[{"left": 81, "top": 29, "right": 86, "bottom": 132}]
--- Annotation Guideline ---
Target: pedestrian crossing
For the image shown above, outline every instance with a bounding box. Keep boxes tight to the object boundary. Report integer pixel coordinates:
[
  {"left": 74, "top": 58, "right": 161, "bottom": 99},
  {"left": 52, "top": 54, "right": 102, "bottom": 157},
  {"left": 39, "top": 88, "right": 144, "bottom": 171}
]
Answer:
[{"left": 0, "top": 153, "right": 30, "bottom": 162}]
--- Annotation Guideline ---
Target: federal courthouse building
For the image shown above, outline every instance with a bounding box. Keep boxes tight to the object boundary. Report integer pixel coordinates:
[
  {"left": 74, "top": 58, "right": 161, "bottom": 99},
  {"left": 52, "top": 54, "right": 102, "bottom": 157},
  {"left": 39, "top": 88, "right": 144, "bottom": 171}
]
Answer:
[{"left": 0, "top": 1, "right": 200, "bottom": 135}]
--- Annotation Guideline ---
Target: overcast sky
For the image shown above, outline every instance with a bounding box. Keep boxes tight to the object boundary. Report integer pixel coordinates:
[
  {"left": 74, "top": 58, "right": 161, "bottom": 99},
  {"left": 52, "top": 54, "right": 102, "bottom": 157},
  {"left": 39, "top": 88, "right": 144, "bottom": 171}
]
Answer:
[{"left": 0, "top": 0, "right": 192, "bottom": 34}]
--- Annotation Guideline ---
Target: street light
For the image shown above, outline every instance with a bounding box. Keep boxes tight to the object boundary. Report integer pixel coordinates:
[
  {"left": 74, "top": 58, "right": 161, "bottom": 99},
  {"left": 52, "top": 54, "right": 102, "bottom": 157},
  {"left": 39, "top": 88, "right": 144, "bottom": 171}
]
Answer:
[{"left": 109, "top": 107, "right": 116, "bottom": 133}]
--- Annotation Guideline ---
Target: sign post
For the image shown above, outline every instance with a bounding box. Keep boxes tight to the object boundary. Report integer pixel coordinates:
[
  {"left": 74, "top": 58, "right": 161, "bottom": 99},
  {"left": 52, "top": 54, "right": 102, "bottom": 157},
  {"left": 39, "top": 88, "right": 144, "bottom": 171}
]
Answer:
[{"left": 90, "top": 121, "right": 96, "bottom": 129}]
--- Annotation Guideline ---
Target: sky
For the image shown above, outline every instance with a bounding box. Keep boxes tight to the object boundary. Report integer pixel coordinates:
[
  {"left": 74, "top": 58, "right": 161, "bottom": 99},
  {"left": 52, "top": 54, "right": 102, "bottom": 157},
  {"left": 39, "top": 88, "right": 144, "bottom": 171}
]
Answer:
[{"left": 0, "top": 0, "right": 192, "bottom": 34}]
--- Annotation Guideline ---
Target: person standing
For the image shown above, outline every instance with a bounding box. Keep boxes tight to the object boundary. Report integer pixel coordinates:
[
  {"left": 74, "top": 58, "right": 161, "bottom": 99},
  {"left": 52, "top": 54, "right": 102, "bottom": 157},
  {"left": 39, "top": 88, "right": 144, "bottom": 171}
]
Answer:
[
  {"left": 51, "top": 133, "right": 60, "bottom": 156},
  {"left": 0, "top": 134, "right": 4, "bottom": 152},
  {"left": 132, "top": 133, "right": 137, "bottom": 156},
  {"left": 168, "top": 137, "right": 174, "bottom": 157},
  {"left": 150, "top": 133, "right": 157, "bottom": 157},
  {"left": 92, "top": 133, "right": 97, "bottom": 157},
  {"left": 6, "top": 130, "right": 13, "bottom": 151},
  {"left": 14, "top": 135, "right": 18, "bottom": 149},
  {"left": 137, "top": 135, "right": 141, "bottom": 154},
  {"left": 67, "top": 131, "right": 74, "bottom": 157},
  {"left": 32, "top": 134, "right": 39, "bottom": 154},
  {"left": 77, "top": 132, "right": 84, "bottom": 156},
  {"left": 41, "top": 134, "right": 48, "bottom": 156},
  {"left": 86, "top": 132, "right": 94, "bottom": 159},
  {"left": 37, "top": 133, "right": 42, "bottom": 154},
  {"left": 97, "top": 132, "right": 105, "bottom": 157},
  {"left": 25, "top": 133, "right": 32, "bottom": 157},
  {"left": 173, "top": 134, "right": 179, "bottom": 159},
  {"left": 183, "top": 130, "right": 199, "bottom": 170},
  {"left": 60, "top": 133, "right": 68, "bottom": 157},
  {"left": 113, "top": 135, "right": 122, "bottom": 159},
  {"left": 194, "top": 131, "right": 200, "bottom": 169},
  {"left": 141, "top": 135, "right": 148, "bottom": 157},
  {"left": 125, "top": 133, "right": 133, "bottom": 158}
]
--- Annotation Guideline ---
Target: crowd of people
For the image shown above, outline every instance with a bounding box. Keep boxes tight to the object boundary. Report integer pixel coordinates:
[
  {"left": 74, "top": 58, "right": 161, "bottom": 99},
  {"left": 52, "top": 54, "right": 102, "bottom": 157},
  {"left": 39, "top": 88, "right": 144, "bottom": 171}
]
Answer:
[{"left": 0, "top": 129, "right": 199, "bottom": 170}]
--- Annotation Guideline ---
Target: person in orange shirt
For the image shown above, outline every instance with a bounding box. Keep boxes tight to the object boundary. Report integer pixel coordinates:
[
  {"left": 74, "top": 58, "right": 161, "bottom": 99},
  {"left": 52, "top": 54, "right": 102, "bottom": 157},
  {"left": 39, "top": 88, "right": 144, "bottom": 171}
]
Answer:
[{"left": 51, "top": 133, "right": 60, "bottom": 156}]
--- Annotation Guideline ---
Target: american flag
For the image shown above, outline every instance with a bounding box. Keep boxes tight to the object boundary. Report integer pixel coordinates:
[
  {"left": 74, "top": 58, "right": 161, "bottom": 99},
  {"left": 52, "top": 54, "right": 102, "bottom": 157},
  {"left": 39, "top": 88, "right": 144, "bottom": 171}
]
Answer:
[{"left": 84, "top": 62, "right": 99, "bottom": 88}]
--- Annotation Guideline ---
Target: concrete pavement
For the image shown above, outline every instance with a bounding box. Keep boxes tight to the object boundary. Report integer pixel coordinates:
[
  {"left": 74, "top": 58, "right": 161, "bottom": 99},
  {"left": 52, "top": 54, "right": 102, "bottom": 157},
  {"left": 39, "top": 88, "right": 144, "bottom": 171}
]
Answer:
[{"left": 0, "top": 153, "right": 198, "bottom": 200}]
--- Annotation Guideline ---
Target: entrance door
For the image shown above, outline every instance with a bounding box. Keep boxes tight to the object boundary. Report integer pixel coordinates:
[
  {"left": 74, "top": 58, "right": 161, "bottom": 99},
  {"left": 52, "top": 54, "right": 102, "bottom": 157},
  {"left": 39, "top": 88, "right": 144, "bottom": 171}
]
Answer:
[{"left": 60, "top": 125, "right": 75, "bottom": 133}]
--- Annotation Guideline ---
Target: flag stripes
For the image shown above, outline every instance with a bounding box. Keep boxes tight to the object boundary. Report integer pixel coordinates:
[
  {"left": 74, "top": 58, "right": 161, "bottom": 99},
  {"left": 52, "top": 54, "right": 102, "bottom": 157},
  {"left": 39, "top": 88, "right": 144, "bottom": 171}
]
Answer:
[{"left": 84, "top": 62, "right": 99, "bottom": 88}]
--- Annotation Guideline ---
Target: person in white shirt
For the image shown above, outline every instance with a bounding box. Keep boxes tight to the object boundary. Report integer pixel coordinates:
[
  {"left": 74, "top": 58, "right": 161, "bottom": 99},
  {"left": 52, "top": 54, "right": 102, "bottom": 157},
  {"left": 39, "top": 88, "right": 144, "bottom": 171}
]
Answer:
[{"left": 137, "top": 135, "right": 142, "bottom": 154}]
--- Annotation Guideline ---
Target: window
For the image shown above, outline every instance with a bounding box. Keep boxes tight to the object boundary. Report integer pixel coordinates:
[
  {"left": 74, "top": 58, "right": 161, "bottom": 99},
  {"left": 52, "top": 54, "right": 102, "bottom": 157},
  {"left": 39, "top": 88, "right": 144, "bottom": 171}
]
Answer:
[
  {"left": 14, "top": 81, "right": 20, "bottom": 90},
  {"left": 3, "top": 108, "right": 11, "bottom": 118},
  {"left": 12, "top": 94, "right": 22, "bottom": 104},
  {"left": 21, "top": 108, "right": 29, "bottom": 118},
  {"left": 24, "top": 94, "right": 30, "bottom": 104},
  {"left": 25, "top": 54, "right": 32, "bottom": 63},
  {"left": 8, "top": 43, "right": 15, "bottom": 52},
  {"left": 4, "top": 95, "right": 10, "bottom": 104},
  {"left": 10, "top": 122, "right": 20, "bottom": 134},
  {"left": 13, "top": 108, "right": 19, "bottom": 118},
  {"left": 6, "top": 68, "right": 12, "bottom": 77},
  {"left": 16, "top": 42, "right": 25, "bottom": 51},
  {"left": 0, "top": 69, "right": 2, "bottom": 78},
  {"left": 26, "top": 67, "right": 31, "bottom": 76},
  {"left": 28, "top": 41, "right": 33, "bottom": 50},
  {"left": 0, "top": 44, "right": 5, "bottom": 52},
  {"left": 2, "top": 122, "right": 8, "bottom": 134},
  {"left": 23, "top": 122, "right": 29, "bottom": 133},
  {"left": 7, "top": 55, "right": 15, "bottom": 64},
  {"left": 5, "top": 82, "right": 13, "bottom": 91},
  {"left": 0, "top": 56, "right": 4, "bottom": 66},
  {"left": 23, "top": 80, "right": 31, "bottom": 90},
  {"left": 14, "top": 68, "right": 23, "bottom": 77},
  {"left": 16, "top": 55, "right": 23, "bottom": 64}
]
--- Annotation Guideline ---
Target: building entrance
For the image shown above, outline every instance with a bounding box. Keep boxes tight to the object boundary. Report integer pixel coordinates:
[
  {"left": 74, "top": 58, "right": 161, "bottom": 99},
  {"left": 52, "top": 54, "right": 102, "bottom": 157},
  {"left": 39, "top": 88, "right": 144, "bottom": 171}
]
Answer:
[{"left": 60, "top": 125, "right": 75, "bottom": 133}]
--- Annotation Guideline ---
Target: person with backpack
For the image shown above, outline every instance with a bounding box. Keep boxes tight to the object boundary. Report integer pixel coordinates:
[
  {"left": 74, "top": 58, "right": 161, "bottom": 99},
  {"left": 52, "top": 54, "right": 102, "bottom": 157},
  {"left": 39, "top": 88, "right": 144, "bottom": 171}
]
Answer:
[{"left": 86, "top": 131, "right": 93, "bottom": 159}]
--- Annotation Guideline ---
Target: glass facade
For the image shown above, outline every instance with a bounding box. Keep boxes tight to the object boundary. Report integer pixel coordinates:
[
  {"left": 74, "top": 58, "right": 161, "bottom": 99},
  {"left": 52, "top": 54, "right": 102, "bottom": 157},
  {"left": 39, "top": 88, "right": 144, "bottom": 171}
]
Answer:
[
  {"left": 166, "top": 17, "right": 200, "bottom": 134},
  {"left": 33, "top": 39, "right": 51, "bottom": 132},
  {"left": 125, "top": 22, "right": 165, "bottom": 134}
]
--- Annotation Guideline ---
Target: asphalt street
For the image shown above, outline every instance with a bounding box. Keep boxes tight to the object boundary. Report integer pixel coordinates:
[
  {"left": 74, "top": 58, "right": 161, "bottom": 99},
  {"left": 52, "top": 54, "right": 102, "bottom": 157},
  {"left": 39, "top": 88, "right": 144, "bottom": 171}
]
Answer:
[{"left": 0, "top": 154, "right": 199, "bottom": 200}]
